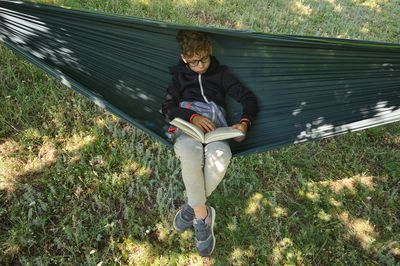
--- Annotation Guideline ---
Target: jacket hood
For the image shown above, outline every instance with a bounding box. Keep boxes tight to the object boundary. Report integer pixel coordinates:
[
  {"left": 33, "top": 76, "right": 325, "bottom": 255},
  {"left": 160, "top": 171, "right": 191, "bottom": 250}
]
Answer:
[{"left": 169, "top": 56, "right": 220, "bottom": 75}]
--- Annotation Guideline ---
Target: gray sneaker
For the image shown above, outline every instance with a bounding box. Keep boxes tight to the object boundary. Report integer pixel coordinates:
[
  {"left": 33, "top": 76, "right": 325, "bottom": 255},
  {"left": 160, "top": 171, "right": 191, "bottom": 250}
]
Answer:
[
  {"left": 193, "top": 206, "right": 216, "bottom": 257},
  {"left": 173, "top": 204, "right": 195, "bottom": 232}
]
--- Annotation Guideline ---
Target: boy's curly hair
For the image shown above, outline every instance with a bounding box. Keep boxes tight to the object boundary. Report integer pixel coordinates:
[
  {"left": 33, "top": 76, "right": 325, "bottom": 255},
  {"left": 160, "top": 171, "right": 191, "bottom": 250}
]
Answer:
[{"left": 176, "top": 30, "right": 210, "bottom": 58}]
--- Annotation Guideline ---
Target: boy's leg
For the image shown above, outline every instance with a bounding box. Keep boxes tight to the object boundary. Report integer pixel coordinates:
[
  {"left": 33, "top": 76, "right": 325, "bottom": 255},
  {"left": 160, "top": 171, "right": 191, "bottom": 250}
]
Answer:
[
  {"left": 174, "top": 134, "right": 207, "bottom": 207},
  {"left": 203, "top": 141, "right": 232, "bottom": 197}
]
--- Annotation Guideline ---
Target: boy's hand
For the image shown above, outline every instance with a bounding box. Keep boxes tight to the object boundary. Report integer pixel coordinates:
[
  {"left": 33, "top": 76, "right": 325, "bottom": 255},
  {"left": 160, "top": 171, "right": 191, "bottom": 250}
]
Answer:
[
  {"left": 192, "top": 115, "right": 216, "bottom": 133},
  {"left": 231, "top": 122, "right": 248, "bottom": 142}
]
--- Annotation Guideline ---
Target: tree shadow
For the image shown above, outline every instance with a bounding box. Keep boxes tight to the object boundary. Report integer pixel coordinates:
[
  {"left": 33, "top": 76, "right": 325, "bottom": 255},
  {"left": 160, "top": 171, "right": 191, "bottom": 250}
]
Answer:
[
  {"left": 202, "top": 145, "right": 400, "bottom": 264},
  {"left": 290, "top": 0, "right": 400, "bottom": 42},
  {"left": 0, "top": 102, "right": 185, "bottom": 264},
  {"left": 2, "top": 108, "right": 399, "bottom": 264}
]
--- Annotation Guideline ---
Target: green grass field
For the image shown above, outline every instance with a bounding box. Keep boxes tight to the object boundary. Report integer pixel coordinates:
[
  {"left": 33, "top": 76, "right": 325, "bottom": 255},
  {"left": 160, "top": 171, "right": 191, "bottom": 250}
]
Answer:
[{"left": 1, "top": 0, "right": 400, "bottom": 264}]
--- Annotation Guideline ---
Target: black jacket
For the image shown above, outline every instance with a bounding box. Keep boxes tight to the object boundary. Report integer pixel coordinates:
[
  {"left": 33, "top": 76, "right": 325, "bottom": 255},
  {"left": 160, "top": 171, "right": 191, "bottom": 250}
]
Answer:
[{"left": 162, "top": 56, "right": 257, "bottom": 126}]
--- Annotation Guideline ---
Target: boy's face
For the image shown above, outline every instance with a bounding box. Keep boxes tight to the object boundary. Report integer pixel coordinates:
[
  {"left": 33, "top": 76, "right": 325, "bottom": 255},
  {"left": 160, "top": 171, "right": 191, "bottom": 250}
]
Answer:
[{"left": 181, "top": 46, "right": 212, "bottom": 74}]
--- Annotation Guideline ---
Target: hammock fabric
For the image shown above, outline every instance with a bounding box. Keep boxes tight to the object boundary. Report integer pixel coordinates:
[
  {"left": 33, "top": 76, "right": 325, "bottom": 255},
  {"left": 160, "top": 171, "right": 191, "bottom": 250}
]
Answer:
[{"left": 1, "top": 1, "right": 400, "bottom": 156}]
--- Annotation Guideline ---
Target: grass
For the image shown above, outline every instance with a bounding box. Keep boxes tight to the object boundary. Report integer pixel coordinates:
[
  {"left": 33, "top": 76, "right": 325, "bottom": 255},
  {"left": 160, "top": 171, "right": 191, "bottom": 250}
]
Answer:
[{"left": 1, "top": 0, "right": 400, "bottom": 264}]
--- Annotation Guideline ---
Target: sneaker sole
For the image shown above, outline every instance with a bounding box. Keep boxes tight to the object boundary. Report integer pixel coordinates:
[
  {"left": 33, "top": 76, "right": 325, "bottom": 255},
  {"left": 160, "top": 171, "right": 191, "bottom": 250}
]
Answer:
[
  {"left": 209, "top": 206, "right": 216, "bottom": 256},
  {"left": 173, "top": 210, "right": 184, "bottom": 232}
]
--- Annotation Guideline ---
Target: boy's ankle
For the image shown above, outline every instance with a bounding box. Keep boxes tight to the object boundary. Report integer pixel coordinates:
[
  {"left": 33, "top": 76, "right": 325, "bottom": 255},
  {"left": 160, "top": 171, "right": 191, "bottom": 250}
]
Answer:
[
  {"left": 197, "top": 209, "right": 208, "bottom": 223},
  {"left": 193, "top": 204, "right": 208, "bottom": 220}
]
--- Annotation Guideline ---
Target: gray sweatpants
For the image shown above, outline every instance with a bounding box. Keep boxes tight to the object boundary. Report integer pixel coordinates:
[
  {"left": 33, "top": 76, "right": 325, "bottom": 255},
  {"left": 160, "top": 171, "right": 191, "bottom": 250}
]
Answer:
[{"left": 174, "top": 133, "right": 232, "bottom": 207}]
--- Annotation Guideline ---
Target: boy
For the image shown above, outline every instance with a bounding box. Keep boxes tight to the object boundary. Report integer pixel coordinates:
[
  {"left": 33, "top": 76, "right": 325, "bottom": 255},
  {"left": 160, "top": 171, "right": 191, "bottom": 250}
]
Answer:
[{"left": 162, "top": 30, "right": 257, "bottom": 257}]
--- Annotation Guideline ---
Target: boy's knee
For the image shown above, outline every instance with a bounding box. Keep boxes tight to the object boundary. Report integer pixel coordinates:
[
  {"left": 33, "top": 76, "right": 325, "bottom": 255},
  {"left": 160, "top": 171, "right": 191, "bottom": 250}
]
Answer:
[
  {"left": 205, "top": 142, "right": 232, "bottom": 163},
  {"left": 174, "top": 136, "right": 204, "bottom": 161},
  {"left": 219, "top": 149, "right": 232, "bottom": 164}
]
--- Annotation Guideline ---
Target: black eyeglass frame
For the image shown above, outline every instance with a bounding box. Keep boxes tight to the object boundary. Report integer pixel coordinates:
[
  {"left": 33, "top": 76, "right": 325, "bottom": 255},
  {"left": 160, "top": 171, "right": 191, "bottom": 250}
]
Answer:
[{"left": 186, "top": 55, "right": 211, "bottom": 67}]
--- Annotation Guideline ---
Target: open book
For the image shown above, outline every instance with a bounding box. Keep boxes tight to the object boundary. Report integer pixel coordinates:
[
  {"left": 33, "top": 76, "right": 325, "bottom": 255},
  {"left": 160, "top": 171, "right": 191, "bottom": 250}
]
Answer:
[{"left": 170, "top": 118, "right": 244, "bottom": 144}]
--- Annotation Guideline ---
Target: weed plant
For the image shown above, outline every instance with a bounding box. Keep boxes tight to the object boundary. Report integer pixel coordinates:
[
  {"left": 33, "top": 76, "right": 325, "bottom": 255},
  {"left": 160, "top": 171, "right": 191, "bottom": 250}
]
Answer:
[{"left": 1, "top": 0, "right": 399, "bottom": 264}]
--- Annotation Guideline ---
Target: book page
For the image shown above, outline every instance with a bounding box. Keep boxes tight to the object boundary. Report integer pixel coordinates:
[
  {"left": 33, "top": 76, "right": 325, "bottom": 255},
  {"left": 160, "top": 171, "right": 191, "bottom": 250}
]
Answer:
[
  {"left": 204, "top": 127, "right": 244, "bottom": 143},
  {"left": 170, "top": 118, "right": 204, "bottom": 142}
]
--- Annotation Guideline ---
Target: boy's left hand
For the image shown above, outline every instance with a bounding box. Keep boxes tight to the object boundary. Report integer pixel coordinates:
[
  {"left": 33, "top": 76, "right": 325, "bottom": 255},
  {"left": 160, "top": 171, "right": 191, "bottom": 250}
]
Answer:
[{"left": 231, "top": 122, "right": 248, "bottom": 142}]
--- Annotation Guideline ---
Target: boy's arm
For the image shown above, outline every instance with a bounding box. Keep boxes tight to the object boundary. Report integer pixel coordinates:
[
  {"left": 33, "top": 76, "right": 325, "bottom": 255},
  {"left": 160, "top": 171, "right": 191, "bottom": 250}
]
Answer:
[
  {"left": 222, "top": 68, "right": 258, "bottom": 128},
  {"left": 162, "top": 77, "right": 199, "bottom": 122}
]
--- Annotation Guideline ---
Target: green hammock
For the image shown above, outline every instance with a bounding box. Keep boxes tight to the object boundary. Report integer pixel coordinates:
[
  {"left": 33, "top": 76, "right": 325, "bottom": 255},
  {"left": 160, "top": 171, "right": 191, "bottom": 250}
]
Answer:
[{"left": 1, "top": 1, "right": 399, "bottom": 156}]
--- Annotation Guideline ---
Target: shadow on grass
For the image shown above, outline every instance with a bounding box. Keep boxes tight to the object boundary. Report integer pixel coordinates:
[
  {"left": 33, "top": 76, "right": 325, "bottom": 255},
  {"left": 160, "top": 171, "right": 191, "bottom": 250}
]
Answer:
[
  {"left": 1, "top": 77, "right": 399, "bottom": 264},
  {"left": 0, "top": 115, "right": 178, "bottom": 264},
  {"left": 205, "top": 149, "right": 400, "bottom": 264}
]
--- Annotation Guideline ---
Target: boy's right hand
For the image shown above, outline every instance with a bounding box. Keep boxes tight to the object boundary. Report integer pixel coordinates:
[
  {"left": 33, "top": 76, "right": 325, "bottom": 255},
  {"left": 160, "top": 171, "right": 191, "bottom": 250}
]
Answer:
[{"left": 192, "top": 115, "right": 216, "bottom": 133}]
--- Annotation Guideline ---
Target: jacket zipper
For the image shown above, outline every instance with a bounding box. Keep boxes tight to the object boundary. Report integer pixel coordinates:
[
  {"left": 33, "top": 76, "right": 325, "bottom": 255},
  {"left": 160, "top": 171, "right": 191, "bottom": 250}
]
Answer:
[
  {"left": 198, "top": 74, "right": 215, "bottom": 122},
  {"left": 198, "top": 74, "right": 209, "bottom": 104}
]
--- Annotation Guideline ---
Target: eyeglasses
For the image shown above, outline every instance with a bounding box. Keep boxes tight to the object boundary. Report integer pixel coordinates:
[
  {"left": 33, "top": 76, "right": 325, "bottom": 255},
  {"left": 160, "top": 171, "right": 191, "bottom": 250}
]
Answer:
[{"left": 186, "top": 55, "right": 210, "bottom": 67}]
